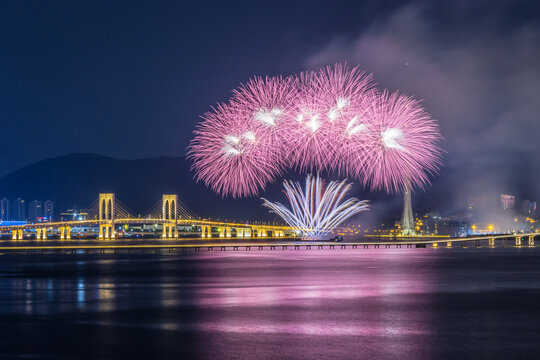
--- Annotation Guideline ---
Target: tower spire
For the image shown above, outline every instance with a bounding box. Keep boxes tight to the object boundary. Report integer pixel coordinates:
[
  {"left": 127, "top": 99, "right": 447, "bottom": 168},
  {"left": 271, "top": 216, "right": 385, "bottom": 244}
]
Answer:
[{"left": 401, "top": 180, "right": 416, "bottom": 236}]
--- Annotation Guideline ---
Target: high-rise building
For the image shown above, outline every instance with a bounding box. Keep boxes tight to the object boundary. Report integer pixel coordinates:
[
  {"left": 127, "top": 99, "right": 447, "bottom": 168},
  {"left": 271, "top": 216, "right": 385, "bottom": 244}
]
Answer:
[
  {"left": 0, "top": 198, "right": 10, "bottom": 221},
  {"left": 522, "top": 200, "right": 537, "bottom": 215},
  {"left": 500, "top": 194, "right": 515, "bottom": 210},
  {"left": 28, "top": 200, "right": 43, "bottom": 222},
  {"left": 43, "top": 200, "right": 54, "bottom": 220},
  {"left": 12, "top": 198, "right": 26, "bottom": 221}
]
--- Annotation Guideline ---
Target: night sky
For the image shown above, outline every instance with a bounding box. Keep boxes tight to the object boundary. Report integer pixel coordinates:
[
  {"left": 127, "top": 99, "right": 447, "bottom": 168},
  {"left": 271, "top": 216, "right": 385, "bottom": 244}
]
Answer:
[{"left": 2, "top": 0, "right": 540, "bottom": 203}]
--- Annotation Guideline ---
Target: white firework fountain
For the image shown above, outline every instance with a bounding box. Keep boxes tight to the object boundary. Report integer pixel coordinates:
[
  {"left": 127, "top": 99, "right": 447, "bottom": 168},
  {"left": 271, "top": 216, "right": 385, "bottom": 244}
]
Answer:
[{"left": 262, "top": 174, "right": 369, "bottom": 240}]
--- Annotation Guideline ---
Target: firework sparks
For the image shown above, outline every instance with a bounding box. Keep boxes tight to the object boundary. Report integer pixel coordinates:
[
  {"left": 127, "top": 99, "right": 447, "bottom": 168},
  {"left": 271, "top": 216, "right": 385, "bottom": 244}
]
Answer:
[
  {"left": 188, "top": 103, "right": 285, "bottom": 198},
  {"left": 262, "top": 174, "right": 369, "bottom": 240},
  {"left": 353, "top": 91, "right": 443, "bottom": 193},
  {"left": 285, "top": 64, "right": 375, "bottom": 172},
  {"left": 189, "top": 63, "right": 442, "bottom": 198}
]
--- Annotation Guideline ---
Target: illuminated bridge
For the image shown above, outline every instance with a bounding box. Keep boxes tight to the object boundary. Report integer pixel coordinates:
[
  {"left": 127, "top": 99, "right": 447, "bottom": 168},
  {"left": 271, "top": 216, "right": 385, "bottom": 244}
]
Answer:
[
  {"left": 0, "top": 193, "right": 290, "bottom": 240},
  {"left": 0, "top": 233, "right": 538, "bottom": 255}
]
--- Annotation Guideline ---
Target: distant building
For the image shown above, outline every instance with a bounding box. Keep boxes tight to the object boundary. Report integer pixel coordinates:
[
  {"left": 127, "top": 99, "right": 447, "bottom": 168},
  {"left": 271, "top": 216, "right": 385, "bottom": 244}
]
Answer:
[
  {"left": 521, "top": 200, "right": 537, "bottom": 216},
  {"left": 28, "top": 200, "right": 43, "bottom": 222},
  {"left": 43, "top": 200, "right": 54, "bottom": 221},
  {"left": 0, "top": 198, "right": 10, "bottom": 221},
  {"left": 500, "top": 194, "right": 515, "bottom": 210},
  {"left": 420, "top": 213, "right": 469, "bottom": 237},
  {"left": 12, "top": 198, "right": 26, "bottom": 221}
]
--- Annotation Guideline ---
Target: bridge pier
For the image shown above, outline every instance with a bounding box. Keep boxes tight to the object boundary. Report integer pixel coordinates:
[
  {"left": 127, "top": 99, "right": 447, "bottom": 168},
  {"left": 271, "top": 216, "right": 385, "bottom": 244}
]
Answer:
[
  {"left": 433, "top": 242, "right": 438, "bottom": 248},
  {"left": 36, "top": 228, "right": 47, "bottom": 240},
  {"left": 12, "top": 229, "right": 23, "bottom": 240},
  {"left": 60, "top": 227, "right": 71, "bottom": 240},
  {"left": 235, "top": 228, "right": 244, "bottom": 237},
  {"left": 446, "top": 241, "right": 452, "bottom": 248},
  {"left": 200, "top": 225, "right": 211, "bottom": 238},
  {"left": 255, "top": 228, "right": 268, "bottom": 237},
  {"left": 162, "top": 224, "right": 177, "bottom": 238},
  {"left": 515, "top": 236, "right": 522, "bottom": 246},
  {"left": 99, "top": 224, "right": 115, "bottom": 240},
  {"left": 271, "top": 229, "right": 285, "bottom": 237},
  {"left": 529, "top": 235, "right": 535, "bottom": 246},
  {"left": 220, "top": 227, "right": 232, "bottom": 238},
  {"left": 489, "top": 238, "right": 495, "bottom": 247}
]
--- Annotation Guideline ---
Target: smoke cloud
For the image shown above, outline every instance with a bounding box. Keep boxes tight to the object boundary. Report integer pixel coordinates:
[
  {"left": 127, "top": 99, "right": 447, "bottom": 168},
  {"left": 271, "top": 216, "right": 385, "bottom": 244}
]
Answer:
[{"left": 304, "top": 1, "right": 540, "bottom": 216}]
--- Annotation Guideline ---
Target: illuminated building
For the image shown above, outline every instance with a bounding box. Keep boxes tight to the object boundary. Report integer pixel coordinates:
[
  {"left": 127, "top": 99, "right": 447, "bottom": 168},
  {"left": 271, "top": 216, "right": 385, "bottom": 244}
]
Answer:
[
  {"left": 43, "top": 200, "right": 54, "bottom": 220},
  {"left": 522, "top": 200, "right": 537, "bottom": 216},
  {"left": 12, "top": 197, "right": 26, "bottom": 221},
  {"left": 28, "top": 200, "right": 43, "bottom": 222},
  {"left": 0, "top": 198, "right": 10, "bottom": 221},
  {"left": 419, "top": 212, "right": 470, "bottom": 237},
  {"left": 500, "top": 194, "right": 515, "bottom": 210}
]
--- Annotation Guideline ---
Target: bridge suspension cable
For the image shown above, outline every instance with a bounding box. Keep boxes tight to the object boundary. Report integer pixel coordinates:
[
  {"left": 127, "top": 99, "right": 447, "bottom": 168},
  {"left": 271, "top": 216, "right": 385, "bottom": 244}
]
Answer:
[
  {"left": 177, "top": 198, "right": 197, "bottom": 220},
  {"left": 114, "top": 199, "right": 136, "bottom": 219},
  {"left": 141, "top": 196, "right": 197, "bottom": 220},
  {"left": 82, "top": 199, "right": 100, "bottom": 220}
]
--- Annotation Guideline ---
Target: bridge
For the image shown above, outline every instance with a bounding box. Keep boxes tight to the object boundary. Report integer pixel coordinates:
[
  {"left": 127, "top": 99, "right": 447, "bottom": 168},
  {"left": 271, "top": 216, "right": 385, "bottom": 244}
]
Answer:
[
  {"left": 0, "top": 193, "right": 290, "bottom": 240},
  {"left": 0, "top": 233, "right": 538, "bottom": 255}
]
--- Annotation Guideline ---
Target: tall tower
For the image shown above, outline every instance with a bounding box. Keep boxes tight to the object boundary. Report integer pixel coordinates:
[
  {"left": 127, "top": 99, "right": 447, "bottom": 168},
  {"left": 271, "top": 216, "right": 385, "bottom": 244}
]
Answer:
[
  {"left": 98, "top": 193, "right": 115, "bottom": 239},
  {"left": 401, "top": 181, "right": 416, "bottom": 236},
  {"left": 162, "top": 194, "right": 178, "bottom": 238}
]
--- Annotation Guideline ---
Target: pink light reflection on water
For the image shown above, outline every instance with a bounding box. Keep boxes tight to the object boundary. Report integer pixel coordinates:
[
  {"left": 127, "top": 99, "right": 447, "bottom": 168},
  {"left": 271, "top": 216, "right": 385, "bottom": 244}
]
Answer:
[{"left": 187, "top": 249, "right": 437, "bottom": 340}]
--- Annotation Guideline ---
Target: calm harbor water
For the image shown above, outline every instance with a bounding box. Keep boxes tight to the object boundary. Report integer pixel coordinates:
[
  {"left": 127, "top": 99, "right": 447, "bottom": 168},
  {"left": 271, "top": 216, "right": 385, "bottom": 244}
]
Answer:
[{"left": 1, "top": 247, "right": 540, "bottom": 359}]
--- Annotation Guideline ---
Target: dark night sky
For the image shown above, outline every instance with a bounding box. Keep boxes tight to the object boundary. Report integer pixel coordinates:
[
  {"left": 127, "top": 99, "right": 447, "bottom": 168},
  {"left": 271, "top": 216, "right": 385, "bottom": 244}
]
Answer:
[{"left": 1, "top": 0, "right": 540, "bottom": 206}]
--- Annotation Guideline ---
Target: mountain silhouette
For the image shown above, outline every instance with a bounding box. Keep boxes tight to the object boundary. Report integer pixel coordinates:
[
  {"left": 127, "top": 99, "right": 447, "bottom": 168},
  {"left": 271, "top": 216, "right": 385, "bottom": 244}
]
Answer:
[{"left": 0, "top": 153, "right": 290, "bottom": 222}]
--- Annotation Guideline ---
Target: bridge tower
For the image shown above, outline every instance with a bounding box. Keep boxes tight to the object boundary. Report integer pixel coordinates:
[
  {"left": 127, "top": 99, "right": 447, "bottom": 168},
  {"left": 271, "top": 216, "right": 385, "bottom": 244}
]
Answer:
[
  {"left": 400, "top": 181, "right": 416, "bottom": 236},
  {"left": 99, "top": 193, "right": 115, "bottom": 239},
  {"left": 162, "top": 194, "right": 178, "bottom": 238}
]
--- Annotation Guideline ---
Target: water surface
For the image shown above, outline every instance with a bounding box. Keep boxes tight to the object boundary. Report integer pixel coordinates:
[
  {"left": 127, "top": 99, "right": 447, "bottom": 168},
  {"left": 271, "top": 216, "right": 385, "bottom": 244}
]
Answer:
[{"left": 1, "top": 247, "right": 539, "bottom": 359}]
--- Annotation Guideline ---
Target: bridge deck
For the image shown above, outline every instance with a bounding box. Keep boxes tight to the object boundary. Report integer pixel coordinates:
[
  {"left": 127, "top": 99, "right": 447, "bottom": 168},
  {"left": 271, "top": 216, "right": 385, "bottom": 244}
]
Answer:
[{"left": 0, "top": 233, "right": 537, "bottom": 253}]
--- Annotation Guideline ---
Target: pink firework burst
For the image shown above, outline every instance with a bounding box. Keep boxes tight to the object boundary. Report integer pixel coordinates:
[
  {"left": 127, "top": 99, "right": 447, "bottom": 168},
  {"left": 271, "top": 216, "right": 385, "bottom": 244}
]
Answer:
[
  {"left": 188, "top": 102, "right": 285, "bottom": 198},
  {"left": 231, "top": 75, "right": 299, "bottom": 153},
  {"left": 353, "top": 91, "right": 443, "bottom": 193},
  {"left": 188, "top": 63, "right": 443, "bottom": 198},
  {"left": 285, "top": 64, "right": 374, "bottom": 172}
]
